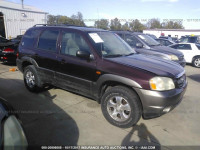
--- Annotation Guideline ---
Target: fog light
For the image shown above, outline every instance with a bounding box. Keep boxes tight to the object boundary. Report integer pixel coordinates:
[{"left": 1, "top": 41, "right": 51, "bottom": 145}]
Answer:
[{"left": 163, "top": 107, "right": 171, "bottom": 113}]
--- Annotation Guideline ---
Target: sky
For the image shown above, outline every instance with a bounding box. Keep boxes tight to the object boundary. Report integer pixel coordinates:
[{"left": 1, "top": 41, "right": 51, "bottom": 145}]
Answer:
[{"left": 7, "top": 0, "right": 200, "bottom": 29}]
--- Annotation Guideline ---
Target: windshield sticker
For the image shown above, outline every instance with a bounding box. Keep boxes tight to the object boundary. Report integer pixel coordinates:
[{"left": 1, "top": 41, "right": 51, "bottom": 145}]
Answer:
[
  {"left": 138, "top": 35, "right": 145, "bottom": 40},
  {"left": 89, "top": 33, "right": 104, "bottom": 43}
]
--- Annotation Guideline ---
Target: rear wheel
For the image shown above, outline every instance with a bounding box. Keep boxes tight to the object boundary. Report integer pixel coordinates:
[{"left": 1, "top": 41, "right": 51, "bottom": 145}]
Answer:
[
  {"left": 24, "top": 65, "right": 43, "bottom": 92},
  {"left": 101, "top": 86, "right": 142, "bottom": 128},
  {"left": 192, "top": 56, "right": 200, "bottom": 68}
]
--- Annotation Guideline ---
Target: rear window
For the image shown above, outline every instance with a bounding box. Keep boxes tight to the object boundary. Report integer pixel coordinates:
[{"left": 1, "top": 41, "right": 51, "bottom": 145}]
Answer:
[
  {"left": 37, "top": 30, "right": 59, "bottom": 52},
  {"left": 21, "top": 29, "right": 40, "bottom": 48}
]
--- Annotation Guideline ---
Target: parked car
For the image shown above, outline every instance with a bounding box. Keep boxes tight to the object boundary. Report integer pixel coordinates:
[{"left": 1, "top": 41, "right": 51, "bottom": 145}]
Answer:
[
  {"left": 179, "top": 35, "right": 200, "bottom": 44},
  {"left": 0, "top": 36, "right": 19, "bottom": 63},
  {"left": 169, "top": 43, "right": 200, "bottom": 68},
  {"left": 11, "top": 35, "right": 23, "bottom": 43},
  {"left": 156, "top": 38, "right": 175, "bottom": 46},
  {"left": 146, "top": 34, "right": 157, "bottom": 39},
  {"left": 0, "top": 97, "right": 28, "bottom": 149},
  {"left": 113, "top": 31, "right": 186, "bottom": 67},
  {"left": 17, "top": 25, "right": 187, "bottom": 128}
]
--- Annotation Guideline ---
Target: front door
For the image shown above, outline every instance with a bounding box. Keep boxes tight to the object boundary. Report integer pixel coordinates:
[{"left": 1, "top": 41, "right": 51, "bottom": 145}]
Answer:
[{"left": 56, "top": 30, "right": 96, "bottom": 95}]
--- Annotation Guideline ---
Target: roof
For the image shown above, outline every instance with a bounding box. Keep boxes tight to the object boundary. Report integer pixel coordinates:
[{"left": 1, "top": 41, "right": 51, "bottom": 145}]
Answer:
[
  {"left": 144, "top": 29, "right": 200, "bottom": 32},
  {"left": 32, "top": 25, "right": 106, "bottom": 32},
  {"left": 0, "top": 0, "right": 47, "bottom": 14}
]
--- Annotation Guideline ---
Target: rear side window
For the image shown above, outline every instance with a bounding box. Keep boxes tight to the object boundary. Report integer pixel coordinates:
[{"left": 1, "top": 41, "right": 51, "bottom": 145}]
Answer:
[
  {"left": 21, "top": 29, "right": 40, "bottom": 48},
  {"left": 177, "top": 44, "right": 192, "bottom": 50},
  {"left": 37, "top": 30, "right": 59, "bottom": 52},
  {"left": 170, "top": 44, "right": 178, "bottom": 49}
]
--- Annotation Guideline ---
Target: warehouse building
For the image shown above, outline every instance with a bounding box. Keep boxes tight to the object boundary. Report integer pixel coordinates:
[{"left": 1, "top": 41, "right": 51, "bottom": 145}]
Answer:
[
  {"left": 0, "top": 0, "right": 48, "bottom": 39},
  {"left": 143, "top": 29, "right": 200, "bottom": 39}
]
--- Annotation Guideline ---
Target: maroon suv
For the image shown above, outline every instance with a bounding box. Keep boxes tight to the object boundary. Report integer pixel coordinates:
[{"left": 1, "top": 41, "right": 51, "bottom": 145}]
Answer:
[{"left": 17, "top": 25, "right": 187, "bottom": 128}]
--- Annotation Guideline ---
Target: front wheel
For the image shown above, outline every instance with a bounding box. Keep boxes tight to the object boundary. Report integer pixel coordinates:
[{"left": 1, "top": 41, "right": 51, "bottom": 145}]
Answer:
[
  {"left": 192, "top": 57, "right": 200, "bottom": 68},
  {"left": 101, "top": 86, "right": 142, "bottom": 128}
]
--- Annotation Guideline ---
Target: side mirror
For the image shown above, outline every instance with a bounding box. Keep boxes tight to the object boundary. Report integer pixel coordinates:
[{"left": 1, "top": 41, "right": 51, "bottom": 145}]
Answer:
[
  {"left": 76, "top": 50, "right": 91, "bottom": 60},
  {"left": 136, "top": 43, "right": 143, "bottom": 48}
]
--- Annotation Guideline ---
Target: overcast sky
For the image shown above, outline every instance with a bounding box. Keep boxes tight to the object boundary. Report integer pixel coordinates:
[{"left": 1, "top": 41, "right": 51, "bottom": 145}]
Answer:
[{"left": 7, "top": 0, "right": 200, "bottom": 29}]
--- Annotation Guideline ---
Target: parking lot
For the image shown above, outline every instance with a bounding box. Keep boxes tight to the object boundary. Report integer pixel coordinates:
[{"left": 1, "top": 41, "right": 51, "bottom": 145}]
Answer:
[{"left": 0, "top": 62, "right": 200, "bottom": 149}]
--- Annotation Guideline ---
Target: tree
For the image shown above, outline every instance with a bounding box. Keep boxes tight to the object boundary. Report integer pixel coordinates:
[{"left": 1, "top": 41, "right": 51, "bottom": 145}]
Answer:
[
  {"left": 121, "top": 22, "right": 129, "bottom": 31},
  {"left": 94, "top": 19, "right": 109, "bottom": 30},
  {"left": 70, "top": 12, "right": 85, "bottom": 26},
  {"left": 110, "top": 18, "right": 122, "bottom": 30},
  {"left": 129, "top": 19, "right": 146, "bottom": 32},
  {"left": 163, "top": 21, "right": 184, "bottom": 29},
  {"left": 147, "top": 18, "right": 162, "bottom": 29},
  {"left": 47, "top": 15, "right": 58, "bottom": 24}
]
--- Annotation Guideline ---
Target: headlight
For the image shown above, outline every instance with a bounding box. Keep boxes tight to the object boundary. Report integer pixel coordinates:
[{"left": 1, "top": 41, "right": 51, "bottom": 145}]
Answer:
[
  {"left": 169, "top": 55, "right": 179, "bottom": 61},
  {"left": 3, "top": 115, "right": 28, "bottom": 150},
  {"left": 149, "top": 77, "right": 175, "bottom": 91}
]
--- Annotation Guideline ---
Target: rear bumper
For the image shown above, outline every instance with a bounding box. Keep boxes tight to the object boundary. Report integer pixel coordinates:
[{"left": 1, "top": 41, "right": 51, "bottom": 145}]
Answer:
[
  {"left": 134, "top": 82, "right": 187, "bottom": 119},
  {"left": 0, "top": 53, "right": 16, "bottom": 63}
]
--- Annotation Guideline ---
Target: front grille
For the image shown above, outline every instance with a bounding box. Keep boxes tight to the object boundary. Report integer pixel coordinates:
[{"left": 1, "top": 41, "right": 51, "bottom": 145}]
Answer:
[{"left": 176, "top": 74, "right": 186, "bottom": 88}]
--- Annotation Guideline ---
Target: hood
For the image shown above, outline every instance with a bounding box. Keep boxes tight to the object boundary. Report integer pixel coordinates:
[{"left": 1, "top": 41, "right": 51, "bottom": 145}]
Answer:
[
  {"left": 106, "top": 54, "right": 184, "bottom": 78},
  {"left": 150, "top": 45, "right": 183, "bottom": 57}
]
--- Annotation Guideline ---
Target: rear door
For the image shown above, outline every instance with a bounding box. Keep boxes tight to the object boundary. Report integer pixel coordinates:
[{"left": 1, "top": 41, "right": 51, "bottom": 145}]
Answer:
[
  {"left": 55, "top": 30, "right": 97, "bottom": 95},
  {"left": 34, "top": 28, "right": 60, "bottom": 84}
]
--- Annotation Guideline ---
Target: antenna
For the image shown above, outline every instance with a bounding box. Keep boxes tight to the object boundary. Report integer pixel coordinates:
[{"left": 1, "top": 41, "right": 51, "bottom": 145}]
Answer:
[{"left": 21, "top": 0, "right": 24, "bottom": 9}]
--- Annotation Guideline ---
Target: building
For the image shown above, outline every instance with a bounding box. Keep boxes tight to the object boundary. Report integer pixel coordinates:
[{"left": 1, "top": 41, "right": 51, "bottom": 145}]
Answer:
[
  {"left": 143, "top": 29, "right": 200, "bottom": 39},
  {"left": 0, "top": 0, "right": 48, "bottom": 39}
]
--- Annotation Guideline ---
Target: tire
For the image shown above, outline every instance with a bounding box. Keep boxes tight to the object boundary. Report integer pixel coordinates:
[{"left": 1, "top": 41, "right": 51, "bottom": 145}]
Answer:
[
  {"left": 23, "top": 65, "right": 43, "bottom": 92},
  {"left": 192, "top": 56, "right": 200, "bottom": 68},
  {"left": 101, "top": 86, "right": 142, "bottom": 128}
]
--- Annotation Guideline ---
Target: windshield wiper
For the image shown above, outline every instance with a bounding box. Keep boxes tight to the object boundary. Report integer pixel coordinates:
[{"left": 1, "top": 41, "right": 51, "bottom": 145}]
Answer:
[
  {"left": 125, "top": 53, "right": 135, "bottom": 56},
  {"left": 104, "top": 54, "right": 124, "bottom": 58}
]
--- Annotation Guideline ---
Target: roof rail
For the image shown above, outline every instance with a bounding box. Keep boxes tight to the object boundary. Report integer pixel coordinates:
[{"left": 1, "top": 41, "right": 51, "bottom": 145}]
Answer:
[{"left": 33, "top": 24, "right": 86, "bottom": 27}]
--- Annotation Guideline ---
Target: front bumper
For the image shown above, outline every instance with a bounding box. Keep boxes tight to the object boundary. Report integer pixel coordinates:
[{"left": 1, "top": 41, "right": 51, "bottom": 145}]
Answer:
[{"left": 134, "top": 82, "right": 187, "bottom": 119}]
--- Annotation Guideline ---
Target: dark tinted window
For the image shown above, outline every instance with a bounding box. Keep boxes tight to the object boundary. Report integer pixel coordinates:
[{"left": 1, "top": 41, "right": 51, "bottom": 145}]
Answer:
[
  {"left": 22, "top": 29, "right": 40, "bottom": 48},
  {"left": 124, "top": 35, "right": 141, "bottom": 47},
  {"left": 61, "top": 32, "right": 91, "bottom": 56},
  {"left": 38, "top": 30, "right": 59, "bottom": 52},
  {"left": 165, "top": 40, "right": 172, "bottom": 46},
  {"left": 177, "top": 44, "right": 192, "bottom": 50},
  {"left": 196, "top": 44, "right": 200, "bottom": 50}
]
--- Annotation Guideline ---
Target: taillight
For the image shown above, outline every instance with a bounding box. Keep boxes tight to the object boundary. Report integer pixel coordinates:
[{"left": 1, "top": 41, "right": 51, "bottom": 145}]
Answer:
[
  {"left": 2, "top": 48, "right": 15, "bottom": 53},
  {"left": 16, "top": 52, "right": 19, "bottom": 58}
]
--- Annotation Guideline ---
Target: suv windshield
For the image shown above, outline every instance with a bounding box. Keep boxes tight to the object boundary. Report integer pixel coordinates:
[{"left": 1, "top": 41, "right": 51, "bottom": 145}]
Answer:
[
  {"left": 137, "top": 34, "right": 160, "bottom": 46},
  {"left": 88, "top": 32, "right": 135, "bottom": 57}
]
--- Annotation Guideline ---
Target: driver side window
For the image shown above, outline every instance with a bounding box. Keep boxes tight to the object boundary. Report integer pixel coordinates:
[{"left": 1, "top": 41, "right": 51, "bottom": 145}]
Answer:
[
  {"left": 125, "top": 35, "right": 140, "bottom": 48},
  {"left": 61, "top": 32, "right": 91, "bottom": 56}
]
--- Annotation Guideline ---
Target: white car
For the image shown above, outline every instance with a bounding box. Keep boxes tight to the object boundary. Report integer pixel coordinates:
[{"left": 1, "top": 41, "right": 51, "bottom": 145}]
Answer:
[{"left": 170, "top": 43, "right": 200, "bottom": 68}]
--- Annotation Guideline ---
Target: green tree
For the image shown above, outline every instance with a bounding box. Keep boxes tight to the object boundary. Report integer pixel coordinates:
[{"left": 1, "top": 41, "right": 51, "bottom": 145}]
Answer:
[
  {"left": 129, "top": 19, "right": 146, "bottom": 32},
  {"left": 163, "top": 21, "right": 184, "bottom": 29},
  {"left": 110, "top": 18, "right": 122, "bottom": 30},
  {"left": 121, "top": 22, "right": 130, "bottom": 31},
  {"left": 147, "top": 18, "right": 162, "bottom": 29},
  {"left": 47, "top": 15, "right": 58, "bottom": 24},
  {"left": 71, "top": 12, "right": 85, "bottom": 26},
  {"left": 94, "top": 19, "right": 109, "bottom": 30}
]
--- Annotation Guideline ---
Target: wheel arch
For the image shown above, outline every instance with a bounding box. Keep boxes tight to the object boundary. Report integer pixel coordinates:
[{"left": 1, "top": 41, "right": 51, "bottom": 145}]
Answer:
[{"left": 21, "top": 57, "right": 39, "bottom": 72}]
